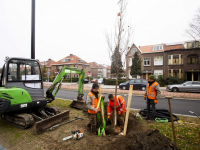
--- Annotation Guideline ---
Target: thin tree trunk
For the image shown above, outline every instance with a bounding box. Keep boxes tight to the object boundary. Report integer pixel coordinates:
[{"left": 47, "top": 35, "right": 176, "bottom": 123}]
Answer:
[{"left": 114, "top": 71, "right": 119, "bottom": 127}]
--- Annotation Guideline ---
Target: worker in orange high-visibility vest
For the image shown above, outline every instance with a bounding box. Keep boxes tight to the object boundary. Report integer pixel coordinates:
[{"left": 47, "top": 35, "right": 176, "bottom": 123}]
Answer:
[
  {"left": 86, "top": 83, "right": 105, "bottom": 134},
  {"left": 144, "top": 75, "right": 161, "bottom": 123},
  {"left": 107, "top": 94, "right": 126, "bottom": 129}
]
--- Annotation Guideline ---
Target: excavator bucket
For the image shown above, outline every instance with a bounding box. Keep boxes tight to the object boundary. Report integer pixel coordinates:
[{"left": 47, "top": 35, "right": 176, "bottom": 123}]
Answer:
[
  {"left": 70, "top": 99, "right": 86, "bottom": 110},
  {"left": 33, "top": 110, "right": 70, "bottom": 134}
]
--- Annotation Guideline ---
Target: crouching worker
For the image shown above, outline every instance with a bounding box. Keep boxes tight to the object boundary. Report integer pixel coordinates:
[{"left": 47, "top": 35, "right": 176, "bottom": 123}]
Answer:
[
  {"left": 107, "top": 94, "right": 126, "bottom": 129},
  {"left": 86, "top": 83, "right": 104, "bottom": 134}
]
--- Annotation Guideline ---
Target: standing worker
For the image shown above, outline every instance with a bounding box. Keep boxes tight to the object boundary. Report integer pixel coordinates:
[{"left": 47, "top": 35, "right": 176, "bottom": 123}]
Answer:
[
  {"left": 144, "top": 75, "right": 161, "bottom": 123},
  {"left": 86, "top": 83, "right": 104, "bottom": 134},
  {"left": 107, "top": 94, "right": 126, "bottom": 129}
]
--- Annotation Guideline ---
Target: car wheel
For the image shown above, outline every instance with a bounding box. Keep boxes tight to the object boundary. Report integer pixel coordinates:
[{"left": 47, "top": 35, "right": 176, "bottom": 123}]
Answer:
[
  {"left": 141, "top": 86, "right": 146, "bottom": 91},
  {"left": 122, "top": 86, "right": 126, "bottom": 90},
  {"left": 172, "top": 87, "right": 179, "bottom": 92}
]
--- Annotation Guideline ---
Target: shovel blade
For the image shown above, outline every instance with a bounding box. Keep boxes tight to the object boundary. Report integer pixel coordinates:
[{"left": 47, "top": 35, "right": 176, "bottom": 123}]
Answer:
[
  {"left": 33, "top": 110, "right": 70, "bottom": 134},
  {"left": 70, "top": 99, "right": 86, "bottom": 110}
]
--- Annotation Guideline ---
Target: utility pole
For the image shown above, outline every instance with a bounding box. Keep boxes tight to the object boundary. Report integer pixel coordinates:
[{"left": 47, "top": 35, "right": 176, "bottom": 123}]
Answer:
[{"left": 31, "top": 0, "right": 35, "bottom": 59}]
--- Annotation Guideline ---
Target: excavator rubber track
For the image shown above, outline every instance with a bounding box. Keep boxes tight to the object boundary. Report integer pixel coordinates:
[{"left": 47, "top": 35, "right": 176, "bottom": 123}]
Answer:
[{"left": 1, "top": 113, "right": 34, "bottom": 129}]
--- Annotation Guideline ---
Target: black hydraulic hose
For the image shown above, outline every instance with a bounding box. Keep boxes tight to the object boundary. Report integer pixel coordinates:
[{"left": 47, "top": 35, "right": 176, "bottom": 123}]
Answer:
[{"left": 139, "top": 109, "right": 179, "bottom": 122}]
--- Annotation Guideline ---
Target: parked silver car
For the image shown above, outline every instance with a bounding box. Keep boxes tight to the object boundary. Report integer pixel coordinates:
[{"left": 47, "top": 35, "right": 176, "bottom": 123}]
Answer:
[{"left": 166, "top": 81, "right": 200, "bottom": 92}]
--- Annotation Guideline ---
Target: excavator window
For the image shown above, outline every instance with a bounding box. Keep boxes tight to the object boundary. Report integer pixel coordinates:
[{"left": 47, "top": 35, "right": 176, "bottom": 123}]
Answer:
[{"left": 7, "top": 59, "right": 42, "bottom": 82}]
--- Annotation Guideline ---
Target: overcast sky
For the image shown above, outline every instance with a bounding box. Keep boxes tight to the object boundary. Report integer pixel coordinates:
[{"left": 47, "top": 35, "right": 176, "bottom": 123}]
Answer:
[{"left": 0, "top": 0, "right": 200, "bottom": 68}]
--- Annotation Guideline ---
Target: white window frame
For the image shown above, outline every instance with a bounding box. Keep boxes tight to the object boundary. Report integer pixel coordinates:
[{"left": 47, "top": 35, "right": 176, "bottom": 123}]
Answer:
[
  {"left": 154, "top": 56, "right": 163, "bottom": 66},
  {"left": 144, "top": 57, "right": 151, "bottom": 66},
  {"left": 129, "top": 58, "right": 132, "bottom": 67},
  {"left": 154, "top": 70, "right": 163, "bottom": 78},
  {"left": 152, "top": 45, "right": 163, "bottom": 51}
]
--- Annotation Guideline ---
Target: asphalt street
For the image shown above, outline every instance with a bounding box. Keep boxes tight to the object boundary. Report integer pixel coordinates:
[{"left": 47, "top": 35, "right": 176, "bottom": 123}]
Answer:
[{"left": 44, "top": 88, "right": 200, "bottom": 116}]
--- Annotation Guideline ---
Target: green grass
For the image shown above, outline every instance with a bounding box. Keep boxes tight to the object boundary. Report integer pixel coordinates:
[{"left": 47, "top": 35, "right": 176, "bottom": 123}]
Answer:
[{"left": 149, "top": 120, "right": 200, "bottom": 150}]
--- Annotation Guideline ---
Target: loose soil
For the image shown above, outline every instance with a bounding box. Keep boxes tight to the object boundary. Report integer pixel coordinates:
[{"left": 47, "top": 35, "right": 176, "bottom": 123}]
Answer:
[{"left": 0, "top": 99, "right": 179, "bottom": 150}]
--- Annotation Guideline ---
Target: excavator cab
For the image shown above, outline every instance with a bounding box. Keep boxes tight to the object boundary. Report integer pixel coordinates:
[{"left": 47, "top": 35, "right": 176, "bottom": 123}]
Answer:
[{"left": 0, "top": 58, "right": 46, "bottom": 113}]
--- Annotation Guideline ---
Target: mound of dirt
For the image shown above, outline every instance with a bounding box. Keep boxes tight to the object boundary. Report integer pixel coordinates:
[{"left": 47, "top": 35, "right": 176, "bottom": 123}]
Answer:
[{"left": 103, "top": 129, "right": 179, "bottom": 150}]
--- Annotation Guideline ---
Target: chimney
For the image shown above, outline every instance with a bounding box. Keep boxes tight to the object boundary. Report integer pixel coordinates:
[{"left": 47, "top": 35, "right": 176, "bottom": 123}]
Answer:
[{"left": 70, "top": 54, "right": 73, "bottom": 56}]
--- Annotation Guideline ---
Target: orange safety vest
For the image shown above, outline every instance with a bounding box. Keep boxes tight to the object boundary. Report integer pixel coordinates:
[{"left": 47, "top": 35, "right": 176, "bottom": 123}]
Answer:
[
  {"left": 87, "top": 92, "right": 100, "bottom": 114},
  {"left": 147, "top": 82, "right": 158, "bottom": 100},
  {"left": 107, "top": 95, "right": 126, "bottom": 117}
]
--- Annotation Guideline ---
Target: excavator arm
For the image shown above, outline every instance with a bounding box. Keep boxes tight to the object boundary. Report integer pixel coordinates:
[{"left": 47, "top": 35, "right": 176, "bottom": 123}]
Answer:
[{"left": 45, "top": 66, "right": 85, "bottom": 102}]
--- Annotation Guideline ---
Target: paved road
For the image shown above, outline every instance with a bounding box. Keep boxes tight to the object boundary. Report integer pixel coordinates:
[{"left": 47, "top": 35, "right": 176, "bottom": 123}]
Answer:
[{"left": 44, "top": 88, "right": 200, "bottom": 116}]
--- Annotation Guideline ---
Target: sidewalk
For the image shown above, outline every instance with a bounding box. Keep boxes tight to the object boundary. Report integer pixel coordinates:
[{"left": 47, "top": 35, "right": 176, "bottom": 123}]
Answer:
[
  {"left": 44, "top": 83, "right": 200, "bottom": 99},
  {"left": 0, "top": 145, "right": 6, "bottom": 150}
]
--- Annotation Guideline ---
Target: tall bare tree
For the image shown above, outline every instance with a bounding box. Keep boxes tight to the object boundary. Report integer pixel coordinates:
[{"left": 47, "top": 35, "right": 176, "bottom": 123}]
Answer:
[
  {"left": 187, "top": 8, "right": 200, "bottom": 39},
  {"left": 105, "top": 0, "right": 133, "bottom": 127}
]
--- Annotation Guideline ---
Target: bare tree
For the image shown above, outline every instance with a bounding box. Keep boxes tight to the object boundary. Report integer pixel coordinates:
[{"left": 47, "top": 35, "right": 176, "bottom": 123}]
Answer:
[
  {"left": 187, "top": 8, "right": 200, "bottom": 39},
  {"left": 105, "top": 0, "right": 133, "bottom": 127}
]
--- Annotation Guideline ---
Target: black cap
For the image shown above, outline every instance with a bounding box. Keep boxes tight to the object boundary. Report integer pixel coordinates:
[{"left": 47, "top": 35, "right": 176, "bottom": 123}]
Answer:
[{"left": 92, "top": 83, "right": 99, "bottom": 89}]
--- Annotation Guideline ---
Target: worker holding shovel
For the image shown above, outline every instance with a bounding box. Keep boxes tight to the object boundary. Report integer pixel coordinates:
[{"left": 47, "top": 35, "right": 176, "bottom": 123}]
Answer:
[
  {"left": 86, "top": 83, "right": 105, "bottom": 134},
  {"left": 144, "top": 75, "right": 161, "bottom": 123},
  {"left": 107, "top": 94, "right": 126, "bottom": 130}
]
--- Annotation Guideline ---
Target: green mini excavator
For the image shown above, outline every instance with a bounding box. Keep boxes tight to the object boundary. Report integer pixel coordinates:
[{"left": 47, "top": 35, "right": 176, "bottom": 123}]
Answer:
[{"left": 0, "top": 57, "right": 85, "bottom": 133}]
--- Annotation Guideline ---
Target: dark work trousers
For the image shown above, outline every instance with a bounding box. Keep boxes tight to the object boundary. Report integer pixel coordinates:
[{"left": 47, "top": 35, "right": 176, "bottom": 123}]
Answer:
[
  {"left": 89, "top": 113, "right": 101, "bottom": 133},
  {"left": 147, "top": 98, "right": 156, "bottom": 120}
]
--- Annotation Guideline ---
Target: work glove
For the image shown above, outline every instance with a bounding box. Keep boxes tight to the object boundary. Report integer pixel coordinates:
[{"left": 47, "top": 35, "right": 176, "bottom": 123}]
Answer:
[
  {"left": 144, "top": 95, "right": 147, "bottom": 100},
  {"left": 154, "top": 100, "right": 158, "bottom": 104},
  {"left": 107, "top": 116, "right": 110, "bottom": 120},
  {"left": 118, "top": 111, "right": 121, "bottom": 115}
]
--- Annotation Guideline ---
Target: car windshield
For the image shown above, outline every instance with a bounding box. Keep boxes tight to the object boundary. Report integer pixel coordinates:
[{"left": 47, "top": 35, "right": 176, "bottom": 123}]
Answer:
[{"left": 124, "top": 80, "right": 130, "bottom": 83}]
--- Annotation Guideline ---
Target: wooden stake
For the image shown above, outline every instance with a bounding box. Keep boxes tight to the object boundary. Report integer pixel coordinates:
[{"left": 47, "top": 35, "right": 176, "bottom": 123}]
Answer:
[
  {"left": 123, "top": 85, "right": 133, "bottom": 136},
  {"left": 165, "top": 96, "right": 177, "bottom": 146},
  {"left": 99, "top": 85, "right": 106, "bottom": 136}
]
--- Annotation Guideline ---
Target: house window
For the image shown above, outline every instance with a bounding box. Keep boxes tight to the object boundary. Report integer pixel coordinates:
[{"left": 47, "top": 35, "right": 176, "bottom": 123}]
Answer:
[
  {"left": 168, "top": 54, "right": 183, "bottom": 65},
  {"left": 154, "top": 70, "right": 163, "bottom": 77},
  {"left": 152, "top": 45, "right": 163, "bottom": 51},
  {"left": 58, "top": 66, "right": 62, "bottom": 70},
  {"left": 77, "top": 74, "right": 79, "bottom": 78},
  {"left": 168, "top": 55, "right": 172, "bottom": 65},
  {"left": 129, "top": 58, "right": 132, "bottom": 67},
  {"left": 77, "top": 65, "right": 78, "bottom": 68},
  {"left": 144, "top": 57, "right": 150, "bottom": 66},
  {"left": 173, "top": 55, "right": 179, "bottom": 64},
  {"left": 169, "top": 69, "right": 183, "bottom": 78},
  {"left": 132, "top": 48, "right": 136, "bottom": 54},
  {"left": 173, "top": 70, "right": 179, "bottom": 77},
  {"left": 187, "top": 55, "right": 197, "bottom": 64},
  {"left": 65, "top": 59, "right": 70, "bottom": 62},
  {"left": 154, "top": 56, "right": 163, "bottom": 66}
]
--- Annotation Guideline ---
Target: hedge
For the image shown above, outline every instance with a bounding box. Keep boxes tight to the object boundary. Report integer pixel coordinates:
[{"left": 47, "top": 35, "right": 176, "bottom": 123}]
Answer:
[
  {"left": 105, "top": 79, "right": 126, "bottom": 85},
  {"left": 63, "top": 77, "right": 79, "bottom": 82}
]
